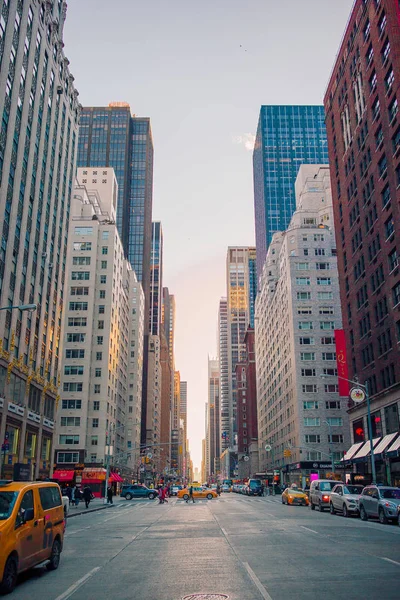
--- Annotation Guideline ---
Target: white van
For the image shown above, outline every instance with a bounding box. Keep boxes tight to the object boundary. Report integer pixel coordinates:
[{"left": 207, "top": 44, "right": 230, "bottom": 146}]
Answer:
[{"left": 309, "top": 479, "right": 342, "bottom": 511}]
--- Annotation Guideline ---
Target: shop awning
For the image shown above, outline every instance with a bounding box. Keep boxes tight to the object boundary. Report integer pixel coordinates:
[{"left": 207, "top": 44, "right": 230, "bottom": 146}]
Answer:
[
  {"left": 110, "top": 472, "right": 123, "bottom": 483},
  {"left": 373, "top": 433, "right": 398, "bottom": 456},
  {"left": 352, "top": 438, "right": 381, "bottom": 461},
  {"left": 53, "top": 470, "right": 74, "bottom": 482},
  {"left": 341, "top": 442, "right": 365, "bottom": 461},
  {"left": 386, "top": 434, "right": 400, "bottom": 456}
]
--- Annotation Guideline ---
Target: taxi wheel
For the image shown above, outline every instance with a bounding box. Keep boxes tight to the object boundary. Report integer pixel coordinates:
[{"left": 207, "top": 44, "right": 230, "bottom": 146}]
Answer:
[
  {"left": 207, "top": 493, "right": 213, "bottom": 500},
  {"left": 0, "top": 555, "right": 18, "bottom": 594},
  {"left": 183, "top": 494, "right": 189, "bottom": 501},
  {"left": 343, "top": 504, "right": 349, "bottom": 518},
  {"left": 47, "top": 539, "right": 61, "bottom": 571},
  {"left": 125, "top": 493, "right": 133, "bottom": 500},
  {"left": 330, "top": 503, "right": 335, "bottom": 515},
  {"left": 148, "top": 493, "right": 156, "bottom": 500}
]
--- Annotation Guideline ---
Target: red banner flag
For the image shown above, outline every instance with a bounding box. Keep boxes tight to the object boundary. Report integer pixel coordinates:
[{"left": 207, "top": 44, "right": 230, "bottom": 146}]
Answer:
[{"left": 334, "top": 329, "right": 349, "bottom": 396}]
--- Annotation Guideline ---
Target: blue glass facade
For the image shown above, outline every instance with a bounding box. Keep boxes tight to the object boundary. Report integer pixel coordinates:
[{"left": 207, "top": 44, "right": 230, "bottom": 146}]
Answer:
[
  {"left": 77, "top": 106, "right": 153, "bottom": 297},
  {"left": 149, "top": 222, "right": 163, "bottom": 335},
  {"left": 253, "top": 105, "right": 328, "bottom": 279}
]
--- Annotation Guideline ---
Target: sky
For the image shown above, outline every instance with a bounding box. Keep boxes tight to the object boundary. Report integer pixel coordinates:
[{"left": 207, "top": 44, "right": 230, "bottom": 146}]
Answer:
[{"left": 64, "top": 0, "right": 354, "bottom": 469}]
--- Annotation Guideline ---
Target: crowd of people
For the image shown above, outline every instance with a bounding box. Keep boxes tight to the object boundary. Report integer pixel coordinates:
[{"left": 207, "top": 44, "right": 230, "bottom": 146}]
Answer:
[{"left": 61, "top": 484, "right": 95, "bottom": 509}]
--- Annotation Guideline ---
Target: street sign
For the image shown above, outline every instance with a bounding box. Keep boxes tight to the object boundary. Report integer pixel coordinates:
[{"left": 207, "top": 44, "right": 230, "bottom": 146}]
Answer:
[
  {"left": 1, "top": 443, "right": 9, "bottom": 452},
  {"left": 4, "top": 432, "right": 9, "bottom": 440},
  {"left": 243, "top": 455, "right": 250, "bottom": 462},
  {"left": 350, "top": 387, "right": 365, "bottom": 403},
  {"left": 265, "top": 444, "right": 272, "bottom": 452},
  {"left": 146, "top": 452, "right": 153, "bottom": 460}
]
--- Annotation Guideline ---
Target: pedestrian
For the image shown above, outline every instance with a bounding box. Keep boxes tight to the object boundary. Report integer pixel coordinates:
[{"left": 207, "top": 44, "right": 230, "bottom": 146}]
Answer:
[
  {"left": 158, "top": 487, "right": 163, "bottom": 504},
  {"left": 65, "top": 486, "right": 72, "bottom": 505},
  {"left": 260, "top": 483, "right": 264, "bottom": 497},
  {"left": 186, "top": 485, "right": 195, "bottom": 504},
  {"left": 216, "top": 483, "right": 221, "bottom": 497},
  {"left": 162, "top": 486, "right": 168, "bottom": 504},
  {"left": 83, "top": 485, "right": 93, "bottom": 509},
  {"left": 107, "top": 484, "right": 113, "bottom": 505},
  {"left": 74, "top": 486, "right": 81, "bottom": 506}
]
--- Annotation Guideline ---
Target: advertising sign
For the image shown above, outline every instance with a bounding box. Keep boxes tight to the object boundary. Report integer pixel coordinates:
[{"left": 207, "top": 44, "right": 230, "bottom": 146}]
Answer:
[{"left": 334, "top": 329, "right": 349, "bottom": 396}]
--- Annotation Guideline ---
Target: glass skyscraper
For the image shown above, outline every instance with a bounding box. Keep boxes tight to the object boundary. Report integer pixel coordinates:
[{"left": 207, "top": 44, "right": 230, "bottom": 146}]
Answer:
[
  {"left": 77, "top": 104, "right": 153, "bottom": 309},
  {"left": 253, "top": 105, "right": 328, "bottom": 278},
  {"left": 149, "top": 221, "right": 163, "bottom": 336}
]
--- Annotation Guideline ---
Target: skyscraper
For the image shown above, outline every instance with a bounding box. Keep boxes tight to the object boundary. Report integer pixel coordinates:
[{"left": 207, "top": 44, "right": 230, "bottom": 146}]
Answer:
[
  {"left": 253, "top": 105, "right": 329, "bottom": 277},
  {"left": 149, "top": 222, "right": 163, "bottom": 335},
  {"left": 77, "top": 104, "right": 154, "bottom": 447},
  {"left": 77, "top": 104, "right": 153, "bottom": 317},
  {"left": 207, "top": 358, "right": 220, "bottom": 478},
  {"left": 324, "top": 0, "right": 400, "bottom": 484},
  {"left": 226, "top": 247, "right": 257, "bottom": 452},
  {"left": 0, "top": 0, "right": 80, "bottom": 480},
  {"left": 162, "top": 288, "right": 175, "bottom": 366},
  {"left": 218, "top": 298, "right": 229, "bottom": 453}
]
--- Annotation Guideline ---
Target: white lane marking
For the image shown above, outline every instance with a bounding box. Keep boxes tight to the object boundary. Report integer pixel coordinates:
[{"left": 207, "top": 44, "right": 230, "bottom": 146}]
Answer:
[
  {"left": 300, "top": 526, "right": 319, "bottom": 534},
  {"left": 380, "top": 557, "right": 400, "bottom": 567},
  {"left": 54, "top": 567, "right": 101, "bottom": 600},
  {"left": 243, "top": 562, "right": 274, "bottom": 600},
  {"left": 66, "top": 526, "right": 91, "bottom": 535}
]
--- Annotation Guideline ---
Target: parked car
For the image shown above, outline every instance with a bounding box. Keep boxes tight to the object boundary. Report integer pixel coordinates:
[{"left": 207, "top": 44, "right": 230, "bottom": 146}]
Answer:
[
  {"left": 120, "top": 484, "right": 157, "bottom": 500},
  {"left": 177, "top": 486, "right": 217, "bottom": 500},
  {"left": 329, "top": 483, "right": 364, "bottom": 517},
  {"left": 0, "top": 480, "right": 65, "bottom": 594},
  {"left": 281, "top": 487, "right": 309, "bottom": 506},
  {"left": 359, "top": 485, "right": 400, "bottom": 524},
  {"left": 309, "top": 479, "right": 342, "bottom": 511},
  {"left": 221, "top": 484, "right": 231, "bottom": 493},
  {"left": 246, "top": 479, "right": 263, "bottom": 496}
]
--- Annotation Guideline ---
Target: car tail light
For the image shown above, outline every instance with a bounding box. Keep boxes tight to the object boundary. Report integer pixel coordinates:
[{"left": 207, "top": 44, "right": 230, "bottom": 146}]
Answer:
[{"left": 323, "top": 495, "right": 329, "bottom": 501}]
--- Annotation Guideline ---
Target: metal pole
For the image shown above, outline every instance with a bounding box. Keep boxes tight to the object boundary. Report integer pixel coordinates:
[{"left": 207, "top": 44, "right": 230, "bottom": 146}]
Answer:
[
  {"left": 272, "top": 446, "right": 275, "bottom": 496},
  {"left": 324, "top": 420, "right": 335, "bottom": 474},
  {"left": 365, "top": 380, "right": 376, "bottom": 484}
]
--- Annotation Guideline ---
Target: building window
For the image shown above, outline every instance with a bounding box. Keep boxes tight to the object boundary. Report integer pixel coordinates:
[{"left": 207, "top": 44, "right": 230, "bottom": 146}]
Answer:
[
  {"left": 324, "top": 385, "right": 339, "bottom": 394},
  {"left": 100, "top": 290, "right": 106, "bottom": 299},
  {"left": 62, "top": 400, "right": 82, "bottom": 410},
  {"left": 72, "top": 256, "right": 91, "bottom": 266},
  {"left": 305, "top": 434, "right": 321, "bottom": 443},
  {"left": 92, "top": 418, "right": 99, "bottom": 428},
  {"left": 299, "top": 322, "right": 313, "bottom": 330},
  {"left": 320, "top": 321, "right": 335, "bottom": 330},
  {"left": 93, "top": 401, "right": 100, "bottom": 411},
  {"left": 102, "top": 231, "right": 109, "bottom": 240},
  {"left": 60, "top": 417, "right": 80, "bottom": 427},
  {"left": 322, "top": 352, "right": 336, "bottom": 361},
  {"left": 323, "top": 368, "right": 338, "bottom": 376},
  {"left": 101, "top": 261, "right": 107, "bottom": 269},
  {"left": 385, "top": 403, "right": 399, "bottom": 434},
  {"left": 59, "top": 435, "right": 80, "bottom": 445},
  {"left": 96, "top": 352, "right": 102, "bottom": 360},
  {"left": 66, "top": 349, "right": 85, "bottom": 359},
  {"left": 326, "top": 400, "right": 341, "bottom": 409},
  {"left": 102, "top": 247, "right": 108, "bottom": 255},
  {"left": 388, "top": 249, "right": 398, "bottom": 273},
  {"left": 98, "top": 320, "right": 104, "bottom": 329},
  {"left": 301, "top": 368, "right": 316, "bottom": 376},
  {"left": 100, "top": 275, "right": 107, "bottom": 284},
  {"left": 388, "top": 97, "right": 398, "bottom": 123},
  {"left": 328, "top": 434, "right": 344, "bottom": 444},
  {"left": 353, "top": 419, "right": 365, "bottom": 442},
  {"left": 296, "top": 277, "right": 310, "bottom": 286},
  {"left": 295, "top": 262, "right": 309, "bottom": 270},
  {"left": 71, "top": 272, "right": 90, "bottom": 281},
  {"left": 94, "top": 384, "right": 101, "bottom": 394},
  {"left": 304, "top": 418, "right": 320, "bottom": 427},
  {"left": 297, "top": 292, "right": 311, "bottom": 300},
  {"left": 298, "top": 307, "right": 312, "bottom": 315},
  {"left": 317, "top": 278, "right": 331, "bottom": 286},
  {"left": 95, "top": 368, "right": 101, "bottom": 377},
  {"left": 64, "top": 366, "right": 84, "bottom": 376},
  {"left": 326, "top": 417, "right": 343, "bottom": 427},
  {"left": 73, "top": 242, "right": 92, "bottom": 251},
  {"left": 371, "top": 411, "right": 383, "bottom": 437},
  {"left": 69, "top": 302, "right": 88, "bottom": 311},
  {"left": 63, "top": 383, "right": 83, "bottom": 392},
  {"left": 302, "top": 386, "right": 317, "bottom": 394},
  {"left": 385, "top": 215, "right": 395, "bottom": 239},
  {"left": 97, "top": 336, "right": 103, "bottom": 345},
  {"left": 300, "top": 352, "right": 316, "bottom": 361},
  {"left": 74, "top": 227, "right": 93, "bottom": 235},
  {"left": 91, "top": 436, "right": 98, "bottom": 446},
  {"left": 99, "top": 305, "right": 105, "bottom": 314},
  {"left": 299, "top": 337, "right": 315, "bottom": 345},
  {"left": 385, "top": 68, "right": 394, "bottom": 93},
  {"left": 57, "top": 452, "right": 79, "bottom": 463}
]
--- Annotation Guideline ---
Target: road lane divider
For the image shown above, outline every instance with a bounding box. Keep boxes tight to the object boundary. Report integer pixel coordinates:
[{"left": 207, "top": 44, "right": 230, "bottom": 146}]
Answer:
[
  {"left": 243, "top": 562, "right": 274, "bottom": 600},
  {"left": 54, "top": 566, "right": 101, "bottom": 600},
  {"left": 300, "top": 526, "right": 319, "bottom": 534},
  {"left": 380, "top": 557, "right": 400, "bottom": 567}
]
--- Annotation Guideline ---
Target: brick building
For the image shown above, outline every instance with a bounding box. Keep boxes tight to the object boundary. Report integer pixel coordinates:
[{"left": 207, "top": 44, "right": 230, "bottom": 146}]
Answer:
[{"left": 324, "top": 0, "right": 400, "bottom": 484}]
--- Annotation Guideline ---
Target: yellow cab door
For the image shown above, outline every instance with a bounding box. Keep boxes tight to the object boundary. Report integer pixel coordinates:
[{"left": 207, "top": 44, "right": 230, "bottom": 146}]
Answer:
[
  {"left": 194, "top": 487, "right": 204, "bottom": 498},
  {"left": 14, "top": 488, "right": 42, "bottom": 570}
]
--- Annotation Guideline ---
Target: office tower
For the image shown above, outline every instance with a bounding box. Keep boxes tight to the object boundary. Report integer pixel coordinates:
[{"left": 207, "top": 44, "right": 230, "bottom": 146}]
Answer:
[
  {"left": 159, "top": 328, "right": 172, "bottom": 474},
  {"left": 171, "top": 371, "right": 180, "bottom": 475},
  {"left": 0, "top": 0, "right": 80, "bottom": 480},
  {"left": 324, "top": 0, "right": 400, "bottom": 485},
  {"left": 54, "top": 169, "right": 143, "bottom": 489},
  {"left": 207, "top": 358, "right": 220, "bottom": 478},
  {"left": 179, "top": 380, "right": 187, "bottom": 477},
  {"left": 201, "top": 438, "right": 206, "bottom": 483},
  {"left": 145, "top": 334, "right": 161, "bottom": 477},
  {"left": 77, "top": 105, "right": 153, "bottom": 447},
  {"left": 218, "top": 298, "right": 229, "bottom": 454},
  {"left": 236, "top": 328, "right": 258, "bottom": 479},
  {"left": 204, "top": 402, "right": 209, "bottom": 478},
  {"left": 162, "top": 288, "right": 175, "bottom": 366},
  {"left": 226, "top": 247, "right": 257, "bottom": 452},
  {"left": 149, "top": 222, "right": 163, "bottom": 335},
  {"left": 255, "top": 166, "right": 349, "bottom": 487},
  {"left": 253, "top": 105, "right": 328, "bottom": 277}
]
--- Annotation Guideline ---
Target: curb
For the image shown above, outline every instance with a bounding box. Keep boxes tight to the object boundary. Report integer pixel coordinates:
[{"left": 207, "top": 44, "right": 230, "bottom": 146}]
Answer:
[{"left": 66, "top": 504, "right": 115, "bottom": 519}]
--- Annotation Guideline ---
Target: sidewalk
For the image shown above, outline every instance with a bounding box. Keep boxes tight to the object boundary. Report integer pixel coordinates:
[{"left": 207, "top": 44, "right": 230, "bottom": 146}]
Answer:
[{"left": 66, "top": 496, "right": 125, "bottom": 518}]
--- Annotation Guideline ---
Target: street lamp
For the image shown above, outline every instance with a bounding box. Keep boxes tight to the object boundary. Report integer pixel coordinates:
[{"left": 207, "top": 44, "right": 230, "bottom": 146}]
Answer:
[
  {"left": 0, "top": 303, "right": 37, "bottom": 312},
  {"left": 321, "top": 374, "right": 376, "bottom": 484}
]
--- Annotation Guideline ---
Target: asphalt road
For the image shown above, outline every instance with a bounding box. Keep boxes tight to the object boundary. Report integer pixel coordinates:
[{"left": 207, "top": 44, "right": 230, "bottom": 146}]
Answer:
[{"left": 10, "top": 494, "right": 400, "bottom": 600}]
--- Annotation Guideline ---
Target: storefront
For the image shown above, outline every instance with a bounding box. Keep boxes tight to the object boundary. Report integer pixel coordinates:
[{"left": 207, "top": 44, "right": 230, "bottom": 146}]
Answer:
[
  {"left": 53, "top": 469, "right": 75, "bottom": 485},
  {"left": 283, "top": 461, "right": 344, "bottom": 489},
  {"left": 342, "top": 432, "right": 400, "bottom": 486},
  {"left": 81, "top": 468, "right": 106, "bottom": 497}
]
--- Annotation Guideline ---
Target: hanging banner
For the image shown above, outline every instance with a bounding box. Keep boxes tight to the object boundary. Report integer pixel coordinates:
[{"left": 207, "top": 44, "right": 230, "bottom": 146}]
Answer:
[{"left": 334, "top": 329, "right": 349, "bottom": 396}]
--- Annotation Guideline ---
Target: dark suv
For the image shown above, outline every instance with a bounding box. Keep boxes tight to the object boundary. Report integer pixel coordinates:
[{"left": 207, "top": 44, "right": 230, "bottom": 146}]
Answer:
[
  {"left": 120, "top": 484, "right": 157, "bottom": 500},
  {"left": 246, "top": 479, "right": 263, "bottom": 496}
]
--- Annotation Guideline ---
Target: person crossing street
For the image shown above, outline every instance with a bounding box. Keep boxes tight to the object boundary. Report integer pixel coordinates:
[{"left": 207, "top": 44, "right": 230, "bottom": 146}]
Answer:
[{"left": 186, "top": 484, "right": 195, "bottom": 503}]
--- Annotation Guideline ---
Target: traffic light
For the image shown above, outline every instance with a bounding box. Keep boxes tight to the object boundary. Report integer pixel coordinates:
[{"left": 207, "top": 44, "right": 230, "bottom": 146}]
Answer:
[{"left": 283, "top": 449, "right": 291, "bottom": 458}]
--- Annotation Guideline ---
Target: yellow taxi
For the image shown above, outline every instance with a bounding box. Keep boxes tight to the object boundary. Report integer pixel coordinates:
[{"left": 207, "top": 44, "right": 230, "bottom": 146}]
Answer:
[
  {"left": 0, "top": 480, "right": 65, "bottom": 594},
  {"left": 281, "top": 486, "right": 309, "bottom": 506},
  {"left": 177, "top": 485, "right": 218, "bottom": 500}
]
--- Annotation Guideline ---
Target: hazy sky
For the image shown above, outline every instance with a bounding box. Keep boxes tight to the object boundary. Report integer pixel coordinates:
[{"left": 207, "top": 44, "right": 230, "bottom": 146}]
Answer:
[{"left": 64, "top": 0, "right": 353, "bottom": 469}]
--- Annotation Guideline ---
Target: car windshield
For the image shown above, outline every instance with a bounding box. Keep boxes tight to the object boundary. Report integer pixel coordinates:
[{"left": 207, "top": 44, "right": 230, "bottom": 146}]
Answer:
[
  {"left": 320, "top": 482, "right": 336, "bottom": 491},
  {"left": 249, "top": 481, "right": 261, "bottom": 487},
  {"left": 0, "top": 491, "right": 18, "bottom": 520},
  {"left": 344, "top": 486, "right": 363, "bottom": 495},
  {"left": 380, "top": 489, "right": 400, "bottom": 499}
]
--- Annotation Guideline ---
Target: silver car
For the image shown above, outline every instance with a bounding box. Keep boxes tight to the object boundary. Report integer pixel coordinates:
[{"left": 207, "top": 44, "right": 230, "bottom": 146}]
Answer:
[
  {"left": 329, "top": 484, "right": 364, "bottom": 517},
  {"left": 359, "top": 485, "right": 400, "bottom": 524}
]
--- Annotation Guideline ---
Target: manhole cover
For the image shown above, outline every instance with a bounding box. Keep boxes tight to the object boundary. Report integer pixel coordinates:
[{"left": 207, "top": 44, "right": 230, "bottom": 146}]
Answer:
[{"left": 182, "top": 596, "right": 229, "bottom": 600}]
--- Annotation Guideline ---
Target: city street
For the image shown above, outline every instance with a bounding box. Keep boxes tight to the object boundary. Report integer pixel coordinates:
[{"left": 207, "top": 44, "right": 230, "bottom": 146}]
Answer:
[{"left": 10, "top": 494, "right": 400, "bottom": 600}]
